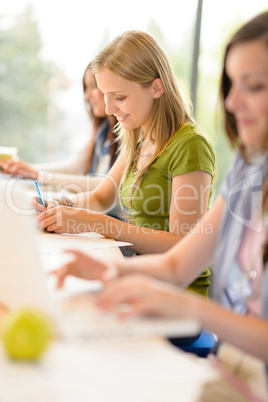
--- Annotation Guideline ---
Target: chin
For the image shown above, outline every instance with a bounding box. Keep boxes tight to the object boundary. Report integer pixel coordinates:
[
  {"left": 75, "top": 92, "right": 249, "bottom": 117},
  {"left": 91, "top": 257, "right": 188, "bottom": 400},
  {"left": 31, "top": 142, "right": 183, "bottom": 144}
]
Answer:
[{"left": 94, "top": 111, "right": 104, "bottom": 118}]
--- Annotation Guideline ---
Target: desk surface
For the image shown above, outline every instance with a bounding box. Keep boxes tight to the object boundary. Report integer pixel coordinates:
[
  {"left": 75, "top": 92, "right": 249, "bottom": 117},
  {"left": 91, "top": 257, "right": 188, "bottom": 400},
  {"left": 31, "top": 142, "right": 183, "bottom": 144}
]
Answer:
[
  {"left": 0, "top": 177, "right": 267, "bottom": 401},
  {"left": 0, "top": 336, "right": 267, "bottom": 402},
  {"left": 0, "top": 336, "right": 216, "bottom": 402}
]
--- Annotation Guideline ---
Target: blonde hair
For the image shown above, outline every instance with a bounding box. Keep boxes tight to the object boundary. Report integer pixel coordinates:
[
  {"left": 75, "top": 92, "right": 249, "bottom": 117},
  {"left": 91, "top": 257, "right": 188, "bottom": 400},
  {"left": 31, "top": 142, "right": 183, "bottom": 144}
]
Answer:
[{"left": 91, "top": 30, "right": 193, "bottom": 186}]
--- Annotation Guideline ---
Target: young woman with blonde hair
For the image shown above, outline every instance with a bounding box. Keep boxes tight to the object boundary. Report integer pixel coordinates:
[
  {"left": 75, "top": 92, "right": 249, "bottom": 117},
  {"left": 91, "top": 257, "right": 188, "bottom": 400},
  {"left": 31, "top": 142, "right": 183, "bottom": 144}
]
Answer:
[{"left": 37, "top": 30, "right": 215, "bottom": 302}]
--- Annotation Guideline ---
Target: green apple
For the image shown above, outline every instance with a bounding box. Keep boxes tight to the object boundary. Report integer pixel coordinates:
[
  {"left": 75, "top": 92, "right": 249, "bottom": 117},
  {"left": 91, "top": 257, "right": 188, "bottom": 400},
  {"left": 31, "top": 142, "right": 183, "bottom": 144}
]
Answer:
[{"left": 1, "top": 308, "right": 52, "bottom": 360}]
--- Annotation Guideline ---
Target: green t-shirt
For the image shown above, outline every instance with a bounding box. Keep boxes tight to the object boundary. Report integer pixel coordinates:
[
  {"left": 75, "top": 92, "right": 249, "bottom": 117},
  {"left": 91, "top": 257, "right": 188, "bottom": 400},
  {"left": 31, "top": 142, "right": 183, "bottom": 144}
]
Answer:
[{"left": 120, "top": 122, "right": 216, "bottom": 295}]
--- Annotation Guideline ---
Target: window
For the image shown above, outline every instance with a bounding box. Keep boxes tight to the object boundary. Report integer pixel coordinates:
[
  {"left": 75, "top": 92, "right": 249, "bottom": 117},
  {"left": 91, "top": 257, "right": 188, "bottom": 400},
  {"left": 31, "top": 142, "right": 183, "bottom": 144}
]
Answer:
[{"left": 1, "top": 0, "right": 267, "bottom": 195}]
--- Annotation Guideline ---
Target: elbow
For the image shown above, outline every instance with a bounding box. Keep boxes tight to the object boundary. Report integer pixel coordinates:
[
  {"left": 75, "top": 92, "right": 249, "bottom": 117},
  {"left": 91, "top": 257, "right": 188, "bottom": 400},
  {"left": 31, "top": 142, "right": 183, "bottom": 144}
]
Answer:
[{"left": 164, "top": 252, "right": 180, "bottom": 284}]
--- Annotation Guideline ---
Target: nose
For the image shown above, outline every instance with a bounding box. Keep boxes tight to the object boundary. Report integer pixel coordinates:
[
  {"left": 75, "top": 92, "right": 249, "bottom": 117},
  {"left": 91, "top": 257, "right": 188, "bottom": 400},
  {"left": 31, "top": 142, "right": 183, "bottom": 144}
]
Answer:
[
  {"left": 104, "top": 96, "right": 118, "bottom": 116},
  {"left": 225, "top": 85, "right": 243, "bottom": 114},
  {"left": 84, "top": 86, "right": 92, "bottom": 102}
]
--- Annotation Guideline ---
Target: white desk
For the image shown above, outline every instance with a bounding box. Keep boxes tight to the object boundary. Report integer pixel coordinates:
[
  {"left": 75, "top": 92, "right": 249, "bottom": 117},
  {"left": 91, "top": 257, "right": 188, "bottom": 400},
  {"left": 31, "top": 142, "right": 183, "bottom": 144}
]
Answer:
[
  {"left": 0, "top": 176, "right": 267, "bottom": 401},
  {"left": 0, "top": 337, "right": 214, "bottom": 402},
  {"left": 1, "top": 246, "right": 267, "bottom": 402},
  {"left": 0, "top": 335, "right": 267, "bottom": 402}
]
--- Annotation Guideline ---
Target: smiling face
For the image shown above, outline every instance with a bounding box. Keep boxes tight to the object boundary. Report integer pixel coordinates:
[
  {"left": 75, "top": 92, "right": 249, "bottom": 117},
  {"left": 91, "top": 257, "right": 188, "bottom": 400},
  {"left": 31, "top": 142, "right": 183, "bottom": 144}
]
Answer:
[
  {"left": 83, "top": 69, "right": 106, "bottom": 118},
  {"left": 225, "top": 39, "right": 268, "bottom": 151},
  {"left": 95, "top": 69, "right": 163, "bottom": 134}
]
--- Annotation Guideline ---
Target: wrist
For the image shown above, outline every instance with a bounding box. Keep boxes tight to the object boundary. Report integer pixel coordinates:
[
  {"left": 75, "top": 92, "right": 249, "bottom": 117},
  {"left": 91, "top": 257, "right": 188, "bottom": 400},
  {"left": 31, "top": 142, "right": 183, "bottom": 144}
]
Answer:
[
  {"left": 183, "top": 291, "right": 206, "bottom": 324},
  {"left": 80, "top": 210, "right": 107, "bottom": 235}
]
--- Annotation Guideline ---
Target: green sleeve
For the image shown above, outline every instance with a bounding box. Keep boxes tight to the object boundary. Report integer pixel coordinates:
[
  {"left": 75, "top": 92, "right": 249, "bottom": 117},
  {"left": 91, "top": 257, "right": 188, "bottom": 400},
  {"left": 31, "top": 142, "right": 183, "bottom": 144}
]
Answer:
[{"left": 162, "top": 123, "right": 215, "bottom": 179}]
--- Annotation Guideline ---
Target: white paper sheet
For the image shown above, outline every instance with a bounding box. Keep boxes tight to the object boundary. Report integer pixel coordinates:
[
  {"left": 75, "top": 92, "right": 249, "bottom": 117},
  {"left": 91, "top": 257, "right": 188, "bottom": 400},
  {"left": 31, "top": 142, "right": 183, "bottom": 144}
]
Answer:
[{"left": 37, "top": 231, "right": 132, "bottom": 254}]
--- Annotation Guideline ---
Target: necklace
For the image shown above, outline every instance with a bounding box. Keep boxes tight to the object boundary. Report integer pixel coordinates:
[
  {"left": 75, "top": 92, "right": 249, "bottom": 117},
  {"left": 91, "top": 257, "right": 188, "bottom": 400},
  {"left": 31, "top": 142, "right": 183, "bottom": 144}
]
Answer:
[
  {"left": 130, "top": 137, "right": 153, "bottom": 176},
  {"left": 119, "top": 181, "right": 135, "bottom": 224},
  {"left": 138, "top": 137, "right": 153, "bottom": 157},
  {"left": 139, "top": 151, "right": 152, "bottom": 157},
  {"left": 119, "top": 137, "right": 151, "bottom": 223}
]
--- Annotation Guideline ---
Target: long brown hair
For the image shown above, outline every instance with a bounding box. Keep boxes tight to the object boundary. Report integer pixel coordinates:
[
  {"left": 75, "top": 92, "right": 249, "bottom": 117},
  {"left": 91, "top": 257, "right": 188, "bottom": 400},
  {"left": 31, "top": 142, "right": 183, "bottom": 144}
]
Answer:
[
  {"left": 219, "top": 11, "right": 268, "bottom": 265},
  {"left": 82, "top": 62, "right": 118, "bottom": 169},
  {"left": 220, "top": 11, "right": 268, "bottom": 156},
  {"left": 91, "top": 30, "right": 193, "bottom": 187}
]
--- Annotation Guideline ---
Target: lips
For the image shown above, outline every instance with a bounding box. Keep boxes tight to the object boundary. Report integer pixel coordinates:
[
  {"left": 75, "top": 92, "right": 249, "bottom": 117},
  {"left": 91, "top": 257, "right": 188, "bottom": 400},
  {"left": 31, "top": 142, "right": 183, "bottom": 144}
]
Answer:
[
  {"left": 236, "top": 114, "right": 256, "bottom": 125},
  {"left": 115, "top": 114, "right": 129, "bottom": 122}
]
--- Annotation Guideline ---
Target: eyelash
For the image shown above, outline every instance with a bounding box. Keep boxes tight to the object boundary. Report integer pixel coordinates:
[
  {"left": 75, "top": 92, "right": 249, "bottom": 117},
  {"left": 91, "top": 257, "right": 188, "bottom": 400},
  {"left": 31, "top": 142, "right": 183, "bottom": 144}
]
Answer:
[
  {"left": 116, "top": 97, "right": 126, "bottom": 102},
  {"left": 245, "top": 84, "right": 265, "bottom": 92}
]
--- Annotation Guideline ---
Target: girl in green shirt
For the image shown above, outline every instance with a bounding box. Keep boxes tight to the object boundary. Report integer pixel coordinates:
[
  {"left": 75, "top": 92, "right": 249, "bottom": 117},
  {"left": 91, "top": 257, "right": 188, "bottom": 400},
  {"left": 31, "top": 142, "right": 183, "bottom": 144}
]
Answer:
[{"left": 37, "top": 30, "right": 215, "bottom": 298}]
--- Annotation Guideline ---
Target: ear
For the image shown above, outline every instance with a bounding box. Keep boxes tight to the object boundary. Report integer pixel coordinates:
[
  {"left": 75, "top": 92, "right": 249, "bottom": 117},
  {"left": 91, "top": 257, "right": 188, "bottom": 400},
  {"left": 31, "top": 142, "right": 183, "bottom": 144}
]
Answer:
[{"left": 152, "top": 78, "right": 165, "bottom": 98}]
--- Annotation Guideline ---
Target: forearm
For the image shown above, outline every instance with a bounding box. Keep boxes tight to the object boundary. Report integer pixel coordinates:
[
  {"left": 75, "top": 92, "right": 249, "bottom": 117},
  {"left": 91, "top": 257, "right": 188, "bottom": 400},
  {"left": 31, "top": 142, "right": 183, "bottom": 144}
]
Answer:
[
  {"left": 114, "top": 233, "right": 213, "bottom": 289},
  {"left": 189, "top": 294, "right": 268, "bottom": 361},
  {"left": 70, "top": 190, "right": 109, "bottom": 211},
  {"left": 116, "top": 197, "right": 224, "bottom": 287},
  {"left": 38, "top": 172, "right": 102, "bottom": 193},
  {"left": 116, "top": 253, "right": 175, "bottom": 283},
  {"left": 112, "top": 223, "right": 183, "bottom": 254},
  {"left": 166, "top": 195, "right": 225, "bottom": 286},
  {"left": 69, "top": 172, "right": 121, "bottom": 212},
  {"left": 77, "top": 212, "right": 183, "bottom": 254},
  {"left": 36, "top": 143, "right": 92, "bottom": 176}
]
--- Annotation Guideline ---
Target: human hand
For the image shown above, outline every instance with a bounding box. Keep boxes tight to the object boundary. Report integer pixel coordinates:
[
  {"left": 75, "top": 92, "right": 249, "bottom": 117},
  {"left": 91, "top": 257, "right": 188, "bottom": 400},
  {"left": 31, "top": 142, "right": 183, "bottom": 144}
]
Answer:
[
  {"left": 95, "top": 275, "right": 193, "bottom": 319},
  {"left": 35, "top": 205, "right": 88, "bottom": 233},
  {"left": 32, "top": 196, "right": 48, "bottom": 214},
  {"left": 51, "top": 250, "right": 118, "bottom": 289},
  {"left": 32, "top": 196, "right": 75, "bottom": 215},
  {"left": 0, "top": 160, "right": 38, "bottom": 179}
]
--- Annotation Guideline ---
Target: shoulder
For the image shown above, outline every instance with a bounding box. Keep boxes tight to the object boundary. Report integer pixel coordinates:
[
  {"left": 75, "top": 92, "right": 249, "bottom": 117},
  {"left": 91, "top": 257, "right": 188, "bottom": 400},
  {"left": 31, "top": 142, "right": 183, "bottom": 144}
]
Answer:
[
  {"left": 170, "top": 122, "right": 214, "bottom": 150},
  {"left": 167, "top": 122, "right": 215, "bottom": 165},
  {"left": 219, "top": 152, "right": 244, "bottom": 200},
  {"left": 156, "top": 122, "right": 215, "bottom": 177},
  {"left": 220, "top": 151, "right": 267, "bottom": 199}
]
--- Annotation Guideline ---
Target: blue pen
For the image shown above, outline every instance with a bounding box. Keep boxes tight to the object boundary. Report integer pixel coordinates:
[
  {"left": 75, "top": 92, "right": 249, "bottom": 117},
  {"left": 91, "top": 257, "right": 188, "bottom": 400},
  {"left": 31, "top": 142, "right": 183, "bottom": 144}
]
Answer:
[{"left": 34, "top": 180, "right": 46, "bottom": 207}]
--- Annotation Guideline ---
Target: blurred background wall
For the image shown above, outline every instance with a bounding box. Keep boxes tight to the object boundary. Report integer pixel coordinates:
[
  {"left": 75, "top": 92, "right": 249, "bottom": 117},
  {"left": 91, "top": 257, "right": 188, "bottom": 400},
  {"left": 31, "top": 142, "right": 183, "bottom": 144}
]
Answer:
[{"left": 0, "top": 0, "right": 267, "bottom": 196}]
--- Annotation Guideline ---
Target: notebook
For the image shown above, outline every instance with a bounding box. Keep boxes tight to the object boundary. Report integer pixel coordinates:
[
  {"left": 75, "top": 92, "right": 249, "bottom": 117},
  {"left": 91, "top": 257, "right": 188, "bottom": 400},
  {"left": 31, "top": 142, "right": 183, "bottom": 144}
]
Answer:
[
  {"left": 0, "top": 146, "right": 18, "bottom": 162},
  {"left": 0, "top": 179, "right": 201, "bottom": 341}
]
